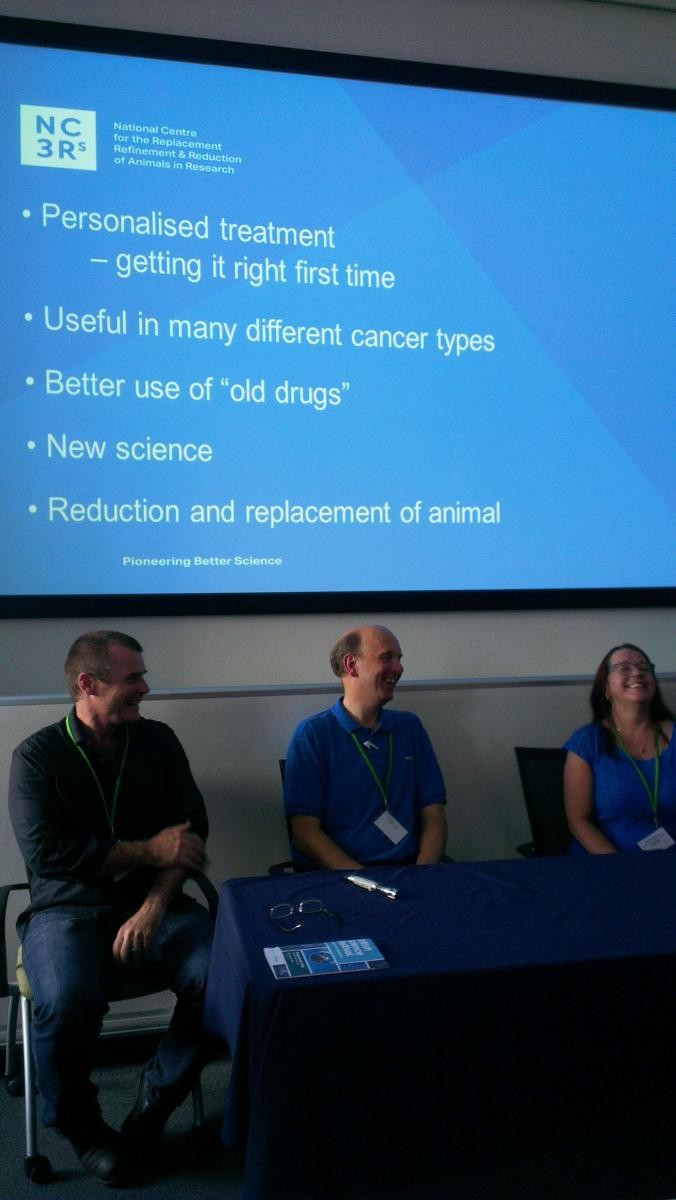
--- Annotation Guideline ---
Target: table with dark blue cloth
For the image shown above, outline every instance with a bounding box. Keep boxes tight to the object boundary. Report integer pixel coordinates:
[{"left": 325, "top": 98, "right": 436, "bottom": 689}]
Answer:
[{"left": 203, "top": 854, "right": 676, "bottom": 1200}]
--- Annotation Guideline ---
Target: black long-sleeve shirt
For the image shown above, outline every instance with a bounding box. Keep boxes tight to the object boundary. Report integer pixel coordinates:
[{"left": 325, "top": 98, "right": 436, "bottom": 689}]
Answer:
[{"left": 9, "top": 708, "right": 208, "bottom": 929}]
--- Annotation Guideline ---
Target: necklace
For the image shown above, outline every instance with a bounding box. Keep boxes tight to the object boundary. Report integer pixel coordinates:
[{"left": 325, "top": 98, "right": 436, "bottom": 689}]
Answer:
[{"left": 611, "top": 721, "right": 659, "bottom": 758}]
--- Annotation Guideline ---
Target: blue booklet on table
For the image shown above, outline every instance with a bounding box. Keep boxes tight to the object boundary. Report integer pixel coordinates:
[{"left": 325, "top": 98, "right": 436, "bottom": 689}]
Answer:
[{"left": 264, "top": 938, "right": 388, "bottom": 979}]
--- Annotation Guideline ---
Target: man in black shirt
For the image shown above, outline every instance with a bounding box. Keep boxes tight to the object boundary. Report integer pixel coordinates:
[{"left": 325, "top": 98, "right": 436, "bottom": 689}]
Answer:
[{"left": 9, "top": 631, "right": 213, "bottom": 1185}]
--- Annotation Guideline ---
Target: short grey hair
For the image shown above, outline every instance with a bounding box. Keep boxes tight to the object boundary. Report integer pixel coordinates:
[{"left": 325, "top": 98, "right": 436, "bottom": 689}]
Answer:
[
  {"left": 329, "top": 629, "right": 363, "bottom": 678},
  {"left": 64, "top": 631, "right": 143, "bottom": 699}
]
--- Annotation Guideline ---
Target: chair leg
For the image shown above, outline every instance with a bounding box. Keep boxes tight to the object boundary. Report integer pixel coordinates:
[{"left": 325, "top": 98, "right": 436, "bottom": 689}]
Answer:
[
  {"left": 191, "top": 1077, "right": 206, "bottom": 1140},
  {"left": 20, "top": 995, "right": 51, "bottom": 1182},
  {"left": 4, "top": 991, "right": 24, "bottom": 1095}
]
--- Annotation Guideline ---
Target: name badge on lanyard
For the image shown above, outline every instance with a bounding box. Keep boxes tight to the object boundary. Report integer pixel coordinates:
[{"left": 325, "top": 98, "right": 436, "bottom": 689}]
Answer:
[
  {"left": 638, "top": 827, "right": 674, "bottom": 851},
  {"left": 612, "top": 723, "right": 668, "bottom": 850},
  {"left": 374, "top": 809, "right": 408, "bottom": 845},
  {"left": 350, "top": 730, "right": 410, "bottom": 845}
]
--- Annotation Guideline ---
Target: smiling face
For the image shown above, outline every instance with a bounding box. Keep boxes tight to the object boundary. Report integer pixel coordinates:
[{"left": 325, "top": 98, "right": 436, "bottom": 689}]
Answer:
[
  {"left": 344, "top": 626, "right": 404, "bottom": 714},
  {"left": 78, "top": 642, "right": 149, "bottom": 730},
  {"left": 605, "top": 647, "right": 656, "bottom": 709}
]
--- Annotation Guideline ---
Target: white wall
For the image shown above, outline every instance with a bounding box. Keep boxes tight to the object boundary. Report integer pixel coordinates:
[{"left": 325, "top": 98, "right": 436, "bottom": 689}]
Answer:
[
  {"left": 1, "top": 0, "right": 674, "bottom": 1028},
  {"left": 1, "top": 0, "right": 674, "bottom": 87}
]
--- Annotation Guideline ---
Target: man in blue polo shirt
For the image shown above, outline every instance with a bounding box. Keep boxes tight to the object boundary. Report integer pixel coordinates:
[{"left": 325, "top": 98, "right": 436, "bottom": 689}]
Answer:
[{"left": 283, "top": 624, "right": 447, "bottom": 869}]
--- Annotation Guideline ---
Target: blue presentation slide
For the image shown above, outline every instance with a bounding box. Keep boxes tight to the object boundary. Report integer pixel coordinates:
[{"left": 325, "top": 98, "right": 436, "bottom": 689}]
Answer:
[{"left": 1, "top": 35, "right": 674, "bottom": 597}]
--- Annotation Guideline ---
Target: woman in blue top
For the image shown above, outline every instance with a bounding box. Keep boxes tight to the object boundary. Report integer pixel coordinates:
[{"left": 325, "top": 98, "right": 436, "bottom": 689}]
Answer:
[{"left": 564, "top": 643, "right": 675, "bottom": 853}]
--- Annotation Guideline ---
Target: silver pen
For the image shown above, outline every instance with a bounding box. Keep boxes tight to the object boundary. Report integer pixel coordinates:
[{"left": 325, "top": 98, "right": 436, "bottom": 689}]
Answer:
[{"left": 345, "top": 874, "right": 398, "bottom": 900}]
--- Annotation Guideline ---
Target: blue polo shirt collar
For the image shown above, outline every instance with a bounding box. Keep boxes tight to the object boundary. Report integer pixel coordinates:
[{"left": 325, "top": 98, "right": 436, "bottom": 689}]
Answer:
[{"left": 331, "top": 698, "right": 394, "bottom": 734}]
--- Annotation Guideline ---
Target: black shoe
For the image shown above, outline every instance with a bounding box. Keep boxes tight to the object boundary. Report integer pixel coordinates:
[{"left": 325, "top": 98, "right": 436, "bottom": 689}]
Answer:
[
  {"left": 65, "top": 1121, "right": 127, "bottom": 1186},
  {"left": 120, "top": 1067, "right": 173, "bottom": 1153}
]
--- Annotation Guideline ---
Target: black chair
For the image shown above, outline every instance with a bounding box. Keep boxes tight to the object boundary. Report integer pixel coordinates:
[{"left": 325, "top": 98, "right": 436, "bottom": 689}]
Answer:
[
  {"left": 1, "top": 873, "right": 218, "bottom": 1183},
  {"left": 514, "top": 746, "right": 570, "bottom": 857},
  {"left": 268, "top": 758, "right": 296, "bottom": 875}
]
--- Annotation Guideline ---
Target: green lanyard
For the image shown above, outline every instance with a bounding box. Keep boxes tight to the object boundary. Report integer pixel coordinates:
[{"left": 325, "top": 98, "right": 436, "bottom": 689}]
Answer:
[
  {"left": 350, "top": 731, "right": 393, "bottom": 808},
  {"left": 611, "top": 723, "right": 661, "bottom": 827},
  {"left": 65, "top": 712, "right": 129, "bottom": 835}
]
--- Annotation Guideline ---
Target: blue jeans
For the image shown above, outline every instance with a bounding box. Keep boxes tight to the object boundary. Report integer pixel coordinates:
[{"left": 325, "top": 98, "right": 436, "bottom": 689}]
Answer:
[{"left": 21, "top": 900, "right": 214, "bottom": 1133}]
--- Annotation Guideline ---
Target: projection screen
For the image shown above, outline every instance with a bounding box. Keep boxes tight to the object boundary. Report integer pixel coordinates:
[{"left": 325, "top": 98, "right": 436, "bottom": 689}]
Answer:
[{"left": 1, "top": 17, "right": 674, "bottom": 615}]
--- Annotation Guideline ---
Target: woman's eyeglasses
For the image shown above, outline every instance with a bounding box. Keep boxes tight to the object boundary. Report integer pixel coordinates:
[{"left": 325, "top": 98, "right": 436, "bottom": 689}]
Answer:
[
  {"left": 269, "top": 899, "right": 341, "bottom": 933},
  {"left": 607, "top": 661, "right": 654, "bottom": 677}
]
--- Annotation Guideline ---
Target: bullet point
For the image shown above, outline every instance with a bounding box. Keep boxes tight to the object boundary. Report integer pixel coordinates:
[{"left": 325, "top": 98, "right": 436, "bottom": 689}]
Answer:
[
  {"left": 28, "top": 504, "right": 37, "bottom": 514},
  {"left": 27, "top": 441, "right": 36, "bottom": 450},
  {"left": 24, "top": 312, "right": 33, "bottom": 321},
  {"left": 23, "top": 208, "right": 31, "bottom": 218},
  {"left": 26, "top": 376, "right": 34, "bottom": 386}
]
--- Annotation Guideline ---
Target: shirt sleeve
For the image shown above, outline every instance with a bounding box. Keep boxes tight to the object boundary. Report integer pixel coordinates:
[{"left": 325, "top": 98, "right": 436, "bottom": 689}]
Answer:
[
  {"left": 412, "top": 718, "right": 446, "bottom": 809},
  {"left": 9, "top": 737, "right": 115, "bottom": 884},
  {"left": 159, "top": 724, "right": 209, "bottom": 843},
  {"left": 283, "top": 719, "right": 327, "bottom": 820},
  {"left": 563, "top": 724, "right": 600, "bottom": 767}
]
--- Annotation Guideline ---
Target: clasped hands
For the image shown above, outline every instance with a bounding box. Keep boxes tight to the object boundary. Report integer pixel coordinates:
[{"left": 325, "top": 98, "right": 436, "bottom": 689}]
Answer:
[
  {"left": 113, "top": 820, "right": 207, "bottom": 967},
  {"left": 146, "top": 819, "right": 207, "bottom": 872}
]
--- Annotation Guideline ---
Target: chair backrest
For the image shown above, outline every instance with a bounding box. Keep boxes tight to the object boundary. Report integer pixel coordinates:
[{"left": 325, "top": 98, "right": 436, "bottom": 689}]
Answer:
[
  {"left": 514, "top": 747, "right": 570, "bottom": 856},
  {"left": 0, "top": 883, "right": 28, "bottom": 1000},
  {"left": 268, "top": 759, "right": 296, "bottom": 874}
]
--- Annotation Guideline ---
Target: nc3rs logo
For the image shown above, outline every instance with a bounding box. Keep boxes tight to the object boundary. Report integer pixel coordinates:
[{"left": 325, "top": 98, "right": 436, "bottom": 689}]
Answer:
[{"left": 20, "top": 105, "right": 97, "bottom": 170}]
